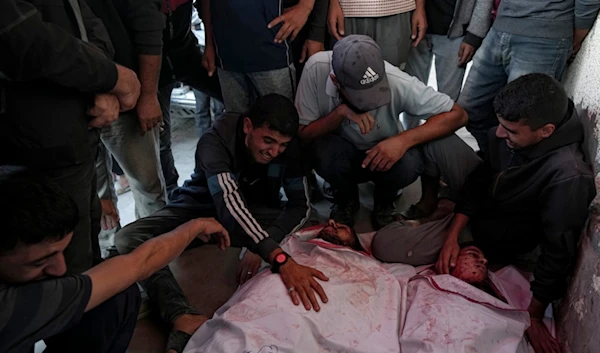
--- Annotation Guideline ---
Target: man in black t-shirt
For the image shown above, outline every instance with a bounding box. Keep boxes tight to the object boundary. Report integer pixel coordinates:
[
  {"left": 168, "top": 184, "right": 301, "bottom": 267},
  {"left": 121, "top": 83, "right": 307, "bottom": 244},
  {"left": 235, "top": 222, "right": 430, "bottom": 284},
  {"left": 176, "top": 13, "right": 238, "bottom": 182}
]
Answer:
[{"left": 0, "top": 166, "right": 229, "bottom": 353}]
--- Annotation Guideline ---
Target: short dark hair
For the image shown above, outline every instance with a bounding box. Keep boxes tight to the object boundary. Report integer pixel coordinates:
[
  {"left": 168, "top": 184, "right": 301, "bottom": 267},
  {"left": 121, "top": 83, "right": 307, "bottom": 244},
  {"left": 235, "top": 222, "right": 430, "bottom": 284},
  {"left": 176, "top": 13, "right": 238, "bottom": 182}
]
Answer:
[
  {"left": 0, "top": 166, "right": 78, "bottom": 255},
  {"left": 248, "top": 94, "right": 299, "bottom": 137},
  {"left": 493, "top": 73, "right": 569, "bottom": 130}
]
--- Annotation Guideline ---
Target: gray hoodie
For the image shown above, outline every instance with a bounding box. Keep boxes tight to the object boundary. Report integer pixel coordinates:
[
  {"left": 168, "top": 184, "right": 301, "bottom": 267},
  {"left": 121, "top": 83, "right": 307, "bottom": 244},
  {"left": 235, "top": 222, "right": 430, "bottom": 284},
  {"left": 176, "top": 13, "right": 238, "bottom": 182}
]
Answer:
[{"left": 494, "top": 0, "right": 600, "bottom": 39}]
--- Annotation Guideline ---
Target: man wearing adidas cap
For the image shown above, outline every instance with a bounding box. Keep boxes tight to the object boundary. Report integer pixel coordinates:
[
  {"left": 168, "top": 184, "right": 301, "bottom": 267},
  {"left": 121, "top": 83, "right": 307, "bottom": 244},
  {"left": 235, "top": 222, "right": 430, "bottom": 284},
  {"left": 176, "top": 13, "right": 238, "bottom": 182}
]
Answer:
[{"left": 296, "top": 35, "right": 468, "bottom": 229}]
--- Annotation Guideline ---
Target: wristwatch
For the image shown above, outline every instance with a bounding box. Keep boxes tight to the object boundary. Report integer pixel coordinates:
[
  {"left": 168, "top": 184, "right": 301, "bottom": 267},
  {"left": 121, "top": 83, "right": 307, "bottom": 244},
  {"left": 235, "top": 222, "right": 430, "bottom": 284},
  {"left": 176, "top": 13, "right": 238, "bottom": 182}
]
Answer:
[{"left": 271, "top": 252, "right": 291, "bottom": 273}]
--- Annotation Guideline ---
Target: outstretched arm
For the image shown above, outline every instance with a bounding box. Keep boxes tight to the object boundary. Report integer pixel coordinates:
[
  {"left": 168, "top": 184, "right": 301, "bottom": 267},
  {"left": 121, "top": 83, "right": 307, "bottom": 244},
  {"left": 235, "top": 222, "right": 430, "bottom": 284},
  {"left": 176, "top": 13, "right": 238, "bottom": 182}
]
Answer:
[{"left": 84, "top": 218, "right": 229, "bottom": 311}]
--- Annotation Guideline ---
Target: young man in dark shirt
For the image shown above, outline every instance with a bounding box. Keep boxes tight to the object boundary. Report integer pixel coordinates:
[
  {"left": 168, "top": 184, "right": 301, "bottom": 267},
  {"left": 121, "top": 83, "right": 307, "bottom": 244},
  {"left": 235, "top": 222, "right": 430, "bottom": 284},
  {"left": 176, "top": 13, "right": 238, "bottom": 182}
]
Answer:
[
  {"left": 116, "top": 94, "right": 328, "bottom": 352},
  {"left": 0, "top": 166, "right": 229, "bottom": 353},
  {"left": 371, "top": 74, "right": 596, "bottom": 353}
]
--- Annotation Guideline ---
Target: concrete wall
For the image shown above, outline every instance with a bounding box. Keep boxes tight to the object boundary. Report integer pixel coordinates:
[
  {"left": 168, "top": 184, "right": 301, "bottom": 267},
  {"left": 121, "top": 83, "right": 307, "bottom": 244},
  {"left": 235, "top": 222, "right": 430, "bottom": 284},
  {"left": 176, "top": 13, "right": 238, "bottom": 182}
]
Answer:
[{"left": 557, "top": 14, "right": 600, "bottom": 353}]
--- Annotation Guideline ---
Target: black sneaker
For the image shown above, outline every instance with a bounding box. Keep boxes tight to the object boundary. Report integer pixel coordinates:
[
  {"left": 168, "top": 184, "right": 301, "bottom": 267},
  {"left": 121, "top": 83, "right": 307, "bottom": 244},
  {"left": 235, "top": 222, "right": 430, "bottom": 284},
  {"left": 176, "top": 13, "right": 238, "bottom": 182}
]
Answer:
[
  {"left": 372, "top": 202, "right": 399, "bottom": 230},
  {"left": 330, "top": 199, "right": 359, "bottom": 227}
]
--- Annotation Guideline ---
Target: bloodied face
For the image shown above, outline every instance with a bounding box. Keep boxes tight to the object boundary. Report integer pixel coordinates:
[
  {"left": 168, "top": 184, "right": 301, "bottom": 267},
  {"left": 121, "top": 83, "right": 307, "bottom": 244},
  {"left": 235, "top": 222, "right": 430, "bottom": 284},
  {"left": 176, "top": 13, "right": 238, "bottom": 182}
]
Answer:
[
  {"left": 450, "top": 246, "right": 488, "bottom": 284},
  {"left": 318, "top": 220, "right": 362, "bottom": 251}
]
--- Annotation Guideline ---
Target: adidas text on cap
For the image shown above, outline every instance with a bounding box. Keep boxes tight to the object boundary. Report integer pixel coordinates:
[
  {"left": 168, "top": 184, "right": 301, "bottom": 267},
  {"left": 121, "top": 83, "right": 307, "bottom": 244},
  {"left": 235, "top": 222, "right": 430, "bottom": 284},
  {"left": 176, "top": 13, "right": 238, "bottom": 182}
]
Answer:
[{"left": 332, "top": 35, "right": 391, "bottom": 112}]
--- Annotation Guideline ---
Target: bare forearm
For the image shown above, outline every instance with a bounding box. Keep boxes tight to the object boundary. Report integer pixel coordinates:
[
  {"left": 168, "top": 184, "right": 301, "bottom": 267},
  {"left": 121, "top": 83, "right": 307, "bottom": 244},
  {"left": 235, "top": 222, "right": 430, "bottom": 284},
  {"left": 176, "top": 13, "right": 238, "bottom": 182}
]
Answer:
[
  {"left": 138, "top": 54, "right": 161, "bottom": 97},
  {"left": 528, "top": 296, "right": 548, "bottom": 319},
  {"left": 84, "top": 219, "right": 204, "bottom": 311},
  {"left": 446, "top": 213, "right": 470, "bottom": 242},
  {"left": 200, "top": 0, "right": 214, "bottom": 48},
  {"left": 415, "top": 0, "right": 425, "bottom": 11},
  {"left": 395, "top": 104, "right": 467, "bottom": 150},
  {"left": 298, "top": 104, "right": 346, "bottom": 141},
  {"left": 299, "top": 0, "right": 316, "bottom": 10}
]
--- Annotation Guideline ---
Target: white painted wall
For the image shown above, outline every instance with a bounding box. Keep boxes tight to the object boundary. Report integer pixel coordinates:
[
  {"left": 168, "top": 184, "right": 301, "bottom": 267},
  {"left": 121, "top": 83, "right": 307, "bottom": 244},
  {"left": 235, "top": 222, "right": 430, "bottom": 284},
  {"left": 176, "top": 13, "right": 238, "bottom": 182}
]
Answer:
[{"left": 564, "top": 16, "right": 600, "bottom": 114}]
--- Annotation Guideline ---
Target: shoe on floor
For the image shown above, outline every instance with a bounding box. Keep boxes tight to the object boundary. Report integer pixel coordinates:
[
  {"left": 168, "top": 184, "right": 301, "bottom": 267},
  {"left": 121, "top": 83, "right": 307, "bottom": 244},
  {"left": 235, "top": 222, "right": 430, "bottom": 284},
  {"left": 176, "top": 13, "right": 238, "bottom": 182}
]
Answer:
[
  {"left": 329, "top": 199, "right": 359, "bottom": 227},
  {"left": 372, "top": 202, "right": 399, "bottom": 230}
]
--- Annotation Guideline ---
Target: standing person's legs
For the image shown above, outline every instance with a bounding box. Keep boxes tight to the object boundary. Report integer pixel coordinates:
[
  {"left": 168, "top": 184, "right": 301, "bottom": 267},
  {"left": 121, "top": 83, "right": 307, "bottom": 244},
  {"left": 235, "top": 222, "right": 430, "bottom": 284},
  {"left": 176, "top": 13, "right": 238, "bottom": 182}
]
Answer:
[
  {"left": 344, "top": 13, "right": 413, "bottom": 70},
  {"left": 404, "top": 34, "right": 434, "bottom": 129},
  {"left": 430, "top": 35, "right": 467, "bottom": 101},
  {"left": 217, "top": 69, "right": 253, "bottom": 114},
  {"left": 248, "top": 65, "right": 296, "bottom": 102},
  {"left": 101, "top": 112, "right": 167, "bottom": 219},
  {"left": 95, "top": 144, "right": 121, "bottom": 257},
  {"left": 193, "top": 88, "right": 211, "bottom": 138},
  {"left": 405, "top": 35, "right": 434, "bottom": 85},
  {"left": 46, "top": 156, "right": 101, "bottom": 273},
  {"left": 505, "top": 34, "right": 572, "bottom": 82},
  {"left": 457, "top": 27, "right": 508, "bottom": 151},
  {"left": 158, "top": 84, "right": 181, "bottom": 196},
  {"left": 44, "top": 284, "right": 141, "bottom": 353}
]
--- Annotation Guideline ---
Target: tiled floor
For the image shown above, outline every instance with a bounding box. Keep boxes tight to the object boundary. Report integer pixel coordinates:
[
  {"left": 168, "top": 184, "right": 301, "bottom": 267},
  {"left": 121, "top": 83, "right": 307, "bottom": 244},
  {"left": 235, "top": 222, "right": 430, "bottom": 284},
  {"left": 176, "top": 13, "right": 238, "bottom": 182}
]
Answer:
[{"left": 115, "top": 63, "right": 477, "bottom": 352}]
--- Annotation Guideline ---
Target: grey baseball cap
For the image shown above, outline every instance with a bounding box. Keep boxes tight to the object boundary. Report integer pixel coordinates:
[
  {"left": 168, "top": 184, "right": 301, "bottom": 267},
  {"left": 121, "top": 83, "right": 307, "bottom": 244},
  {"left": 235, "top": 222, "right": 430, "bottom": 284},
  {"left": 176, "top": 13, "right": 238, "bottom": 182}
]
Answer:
[{"left": 332, "top": 35, "right": 391, "bottom": 112}]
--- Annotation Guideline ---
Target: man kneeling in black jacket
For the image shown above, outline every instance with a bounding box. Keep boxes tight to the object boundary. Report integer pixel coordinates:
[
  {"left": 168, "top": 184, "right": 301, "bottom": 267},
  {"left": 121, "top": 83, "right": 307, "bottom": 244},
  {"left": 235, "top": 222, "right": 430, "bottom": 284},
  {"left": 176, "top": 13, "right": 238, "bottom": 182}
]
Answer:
[
  {"left": 371, "top": 73, "right": 595, "bottom": 353},
  {"left": 116, "top": 94, "right": 328, "bottom": 353}
]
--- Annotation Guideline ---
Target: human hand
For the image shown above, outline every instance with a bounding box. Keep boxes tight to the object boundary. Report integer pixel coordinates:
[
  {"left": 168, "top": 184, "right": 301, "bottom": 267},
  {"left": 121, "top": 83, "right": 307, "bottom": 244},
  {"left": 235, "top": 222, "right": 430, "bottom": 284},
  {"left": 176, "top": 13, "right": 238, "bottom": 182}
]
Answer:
[
  {"left": 279, "top": 259, "right": 329, "bottom": 311},
  {"left": 268, "top": 3, "right": 311, "bottom": 43},
  {"left": 202, "top": 45, "right": 216, "bottom": 77},
  {"left": 238, "top": 250, "right": 262, "bottom": 284},
  {"left": 300, "top": 39, "right": 325, "bottom": 64},
  {"left": 195, "top": 218, "right": 230, "bottom": 251},
  {"left": 526, "top": 319, "right": 561, "bottom": 353},
  {"left": 458, "top": 42, "right": 475, "bottom": 67},
  {"left": 571, "top": 28, "right": 589, "bottom": 61},
  {"left": 343, "top": 105, "right": 375, "bottom": 135},
  {"left": 411, "top": 5, "right": 428, "bottom": 47},
  {"left": 110, "top": 64, "right": 141, "bottom": 111},
  {"left": 361, "top": 136, "right": 408, "bottom": 171},
  {"left": 88, "top": 94, "right": 120, "bottom": 128},
  {"left": 100, "top": 199, "right": 120, "bottom": 231},
  {"left": 435, "top": 238, "right": 460, "bottom": 274},
  {"left": 327, "top": 0, "right": 345, "bottom": 40},
  {"left": 136, "top": 94, "right": 162, "bottom": 135}
]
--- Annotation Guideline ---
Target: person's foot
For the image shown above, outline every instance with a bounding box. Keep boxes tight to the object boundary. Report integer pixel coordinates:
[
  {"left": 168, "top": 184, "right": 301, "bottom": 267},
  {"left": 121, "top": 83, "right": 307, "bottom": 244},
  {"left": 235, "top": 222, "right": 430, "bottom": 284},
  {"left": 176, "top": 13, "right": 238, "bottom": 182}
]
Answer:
[
  {"left": 167, "top": 314, "right": 209, "bottom": 353},
  {"left": 330, "top": 199, "right": 359, "bottom": 227},
  {"left": 372, "top": 202, "right": 399, "bottom": 230}
]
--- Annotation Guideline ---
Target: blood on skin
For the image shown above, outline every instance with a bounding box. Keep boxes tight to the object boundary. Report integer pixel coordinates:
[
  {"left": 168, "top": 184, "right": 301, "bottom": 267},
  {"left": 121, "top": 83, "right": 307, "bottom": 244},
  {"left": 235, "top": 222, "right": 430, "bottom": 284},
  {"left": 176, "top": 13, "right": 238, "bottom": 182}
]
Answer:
[{"left": 450, "top": 246, "right": 488, "bottom": 284}]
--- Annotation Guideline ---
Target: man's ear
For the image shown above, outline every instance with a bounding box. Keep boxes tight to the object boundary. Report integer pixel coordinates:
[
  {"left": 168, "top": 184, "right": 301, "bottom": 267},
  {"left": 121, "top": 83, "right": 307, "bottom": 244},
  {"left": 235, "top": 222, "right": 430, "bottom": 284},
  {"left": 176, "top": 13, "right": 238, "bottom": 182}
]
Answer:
[
  {"left": 330, "top": 73, "right": 340, "bottom": 88},
  {"left": 539, "top": 123, "right": 556, "bottom": 139},
  {"left": 243, "top": 117, "right": 253, "bottom": 134}
]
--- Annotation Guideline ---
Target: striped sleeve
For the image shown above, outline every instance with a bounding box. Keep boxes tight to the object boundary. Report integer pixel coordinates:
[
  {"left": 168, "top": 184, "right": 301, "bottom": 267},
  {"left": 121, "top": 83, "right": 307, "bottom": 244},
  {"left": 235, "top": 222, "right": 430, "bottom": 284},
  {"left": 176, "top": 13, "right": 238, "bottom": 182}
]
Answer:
[
  {"left": 207, "top": 172, "right": 279, "bottom": 258},
  {"left": 0, "top": 275, "right": 92, "bottom": 353},
  {"left": 199, "top": 132, "right": 279, "bottom": 259},
  {"left": 264, "top": 140, "right": 312, "bottom": 241}
]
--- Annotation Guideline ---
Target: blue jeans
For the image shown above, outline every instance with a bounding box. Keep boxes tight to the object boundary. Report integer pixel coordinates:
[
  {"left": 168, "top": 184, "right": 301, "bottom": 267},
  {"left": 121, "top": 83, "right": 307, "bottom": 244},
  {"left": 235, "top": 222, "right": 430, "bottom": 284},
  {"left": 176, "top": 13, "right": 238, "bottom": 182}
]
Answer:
[
  {"left": 457, "top": 27, "right": 572, "bottom": 151},
  {"left": 193, "top": 88, "right": 225, "bottom": 137}
]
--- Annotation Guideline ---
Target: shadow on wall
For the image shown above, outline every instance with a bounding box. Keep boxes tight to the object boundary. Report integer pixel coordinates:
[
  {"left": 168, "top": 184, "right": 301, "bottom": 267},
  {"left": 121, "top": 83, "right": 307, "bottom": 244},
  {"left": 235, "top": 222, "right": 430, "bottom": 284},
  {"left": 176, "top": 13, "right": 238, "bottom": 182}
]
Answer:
[{"left": 557, "top": 107, "right": 600, "bottom": 353}]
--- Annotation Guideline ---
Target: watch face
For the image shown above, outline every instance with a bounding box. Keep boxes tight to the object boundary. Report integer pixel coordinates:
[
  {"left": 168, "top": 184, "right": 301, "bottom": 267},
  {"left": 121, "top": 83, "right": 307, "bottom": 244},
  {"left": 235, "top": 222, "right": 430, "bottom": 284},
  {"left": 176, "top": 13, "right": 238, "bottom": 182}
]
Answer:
[{"left": 275, "top": 253, "right": 287, "bottom": 264}]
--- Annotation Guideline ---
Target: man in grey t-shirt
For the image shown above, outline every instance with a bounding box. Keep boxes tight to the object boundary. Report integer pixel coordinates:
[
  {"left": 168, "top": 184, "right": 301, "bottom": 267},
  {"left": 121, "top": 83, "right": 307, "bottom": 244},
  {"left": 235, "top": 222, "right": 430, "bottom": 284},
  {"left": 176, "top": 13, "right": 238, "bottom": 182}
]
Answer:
[
  {"left": 296, "top": 35, "right": 468, "bottom": 229},
  {"left": 0, "top": 166, "right": 229, "bottom": 353}
]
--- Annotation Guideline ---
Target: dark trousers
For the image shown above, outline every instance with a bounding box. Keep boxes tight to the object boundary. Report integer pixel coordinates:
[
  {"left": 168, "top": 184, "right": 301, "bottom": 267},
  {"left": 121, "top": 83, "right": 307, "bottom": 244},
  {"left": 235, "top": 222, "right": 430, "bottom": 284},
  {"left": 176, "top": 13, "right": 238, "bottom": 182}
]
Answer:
[
  {"left": 44, "top": 136, "right": 102, "bottom": 273},
  {"left": 311, "top": 134, "right": 424, "bottom": 205},
  {"left": 115, "top": 205, "right": 281, "bottom": 324},
  {"left": 44, "top": 284, "right": 141, "bottom": 353},
  {"left": 158, "top": 33, "right": 224, "bottom": 196}
]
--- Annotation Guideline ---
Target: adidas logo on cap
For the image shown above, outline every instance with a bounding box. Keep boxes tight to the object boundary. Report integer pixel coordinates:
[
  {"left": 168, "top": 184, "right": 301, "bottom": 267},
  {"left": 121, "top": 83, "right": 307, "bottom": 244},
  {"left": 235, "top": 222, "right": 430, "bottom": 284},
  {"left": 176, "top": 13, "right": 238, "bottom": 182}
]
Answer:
[{"left": 360, "top": 67, "right": 379, "bottom": 85}]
